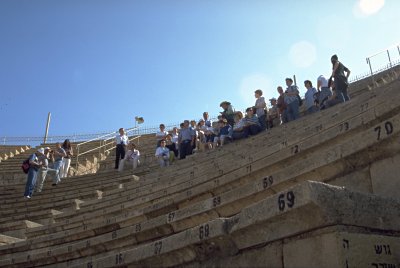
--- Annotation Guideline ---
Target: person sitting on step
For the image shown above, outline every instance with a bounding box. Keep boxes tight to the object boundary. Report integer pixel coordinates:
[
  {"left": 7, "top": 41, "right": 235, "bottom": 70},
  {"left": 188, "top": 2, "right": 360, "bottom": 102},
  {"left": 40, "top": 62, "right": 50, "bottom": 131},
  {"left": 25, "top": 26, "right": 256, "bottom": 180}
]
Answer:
[
  {"left": 243, "top": 107, "right": 261, "bottom": 136},
  {"left": 155, "top": 139, "right": 170, "bottom": 167},
  {"left": 118, "top": 143, "right": 140, "bottom": 172},
  {"left": 213, "top": 119, "right": 232, "bottom": 147}
]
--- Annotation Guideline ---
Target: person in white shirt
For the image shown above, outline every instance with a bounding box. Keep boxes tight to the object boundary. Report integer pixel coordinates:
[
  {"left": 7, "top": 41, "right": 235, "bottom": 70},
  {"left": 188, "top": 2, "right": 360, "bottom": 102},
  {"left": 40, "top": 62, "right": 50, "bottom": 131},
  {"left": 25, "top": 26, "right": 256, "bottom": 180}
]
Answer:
[
  {"left": 316, "top": 75, "right": 333, "bottom": 109},
  {"left": 156, "top": 124, "right": 168, "bottom": 147},
  {"left": 118, "top": 143, "right": 140, "bottom": 172},
  {"left": 115, "top": 128, "right": 129, "bottom": 169},
  {"left": 254, "top": 89, "right": 267, "bottom": 130},
  {"left": 171, "top": 127, "right": 179, "bottom": 151},
  {"left": 155, "top": 139, "right": 170, "bottom": 167}
]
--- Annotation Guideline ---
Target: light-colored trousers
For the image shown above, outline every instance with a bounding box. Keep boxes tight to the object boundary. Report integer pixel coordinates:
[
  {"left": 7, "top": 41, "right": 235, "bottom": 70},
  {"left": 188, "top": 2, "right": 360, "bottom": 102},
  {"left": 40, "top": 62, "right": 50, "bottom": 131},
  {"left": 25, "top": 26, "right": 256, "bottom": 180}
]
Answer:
[
  {"left": 60, "top": 158, "right": 71, "bottom": 178},
  {"left": 118, "top": 157, "right": 140, "bottom": 172},
  {"left": 36, "top": 167, "right": 58, "bottom": 192}
]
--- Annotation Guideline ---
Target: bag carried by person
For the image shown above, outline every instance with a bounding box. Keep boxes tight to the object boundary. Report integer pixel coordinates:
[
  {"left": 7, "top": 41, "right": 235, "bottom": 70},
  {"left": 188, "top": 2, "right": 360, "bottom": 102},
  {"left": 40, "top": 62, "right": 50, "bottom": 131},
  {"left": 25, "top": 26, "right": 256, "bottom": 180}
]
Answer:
[
  {"left": 21, "top": 158, "right": 30, "bottom": 174},
  {"left": 297, "top": 94, "right": 303, "bottom": 106}
]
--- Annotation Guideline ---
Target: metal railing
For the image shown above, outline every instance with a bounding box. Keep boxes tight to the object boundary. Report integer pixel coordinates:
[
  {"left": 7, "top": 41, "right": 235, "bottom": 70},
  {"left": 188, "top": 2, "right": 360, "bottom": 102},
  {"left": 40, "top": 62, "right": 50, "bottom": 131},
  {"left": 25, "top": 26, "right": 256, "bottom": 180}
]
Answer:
[
  {"left": 365, "top": 44, "right": 400, "bottom": 86},
  {"left": 74, "top": 126, "right": 141, "bottom": 171}
]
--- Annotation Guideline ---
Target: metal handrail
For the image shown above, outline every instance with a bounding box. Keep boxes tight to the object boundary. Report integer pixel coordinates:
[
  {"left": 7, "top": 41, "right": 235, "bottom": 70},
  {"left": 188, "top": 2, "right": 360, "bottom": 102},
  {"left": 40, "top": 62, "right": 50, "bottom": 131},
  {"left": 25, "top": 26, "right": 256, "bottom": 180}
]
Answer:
[{"left": 74, "top": 127, "right": 140, "bottom": 171}]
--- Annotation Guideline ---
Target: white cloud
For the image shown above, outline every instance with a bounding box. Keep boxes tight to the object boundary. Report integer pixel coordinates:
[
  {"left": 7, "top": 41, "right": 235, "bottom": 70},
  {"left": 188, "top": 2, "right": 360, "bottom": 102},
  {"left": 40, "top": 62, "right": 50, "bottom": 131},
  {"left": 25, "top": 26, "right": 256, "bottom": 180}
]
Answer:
[
  {"left": 288, "top": 41, "right": 317, "bottom": 68},
  {"left": 238, "top": 74, "right": 273, "bottom": 108},
  {"left": 353, "top": 0, "right": 385, "bottom": 18}
]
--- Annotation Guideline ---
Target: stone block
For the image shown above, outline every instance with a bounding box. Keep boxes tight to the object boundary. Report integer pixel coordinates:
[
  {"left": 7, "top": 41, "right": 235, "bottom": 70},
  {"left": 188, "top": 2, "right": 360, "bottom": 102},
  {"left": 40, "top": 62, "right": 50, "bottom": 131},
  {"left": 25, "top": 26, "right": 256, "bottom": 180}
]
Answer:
[
  {"left": 228, "top": 181, "right": 400, "bottom": 250},
  {"left": 370, "top": 153, "right": 400, "bottom": 200},
  {"left": 283, "top": 231, "right": 400, "bottom": 268}
]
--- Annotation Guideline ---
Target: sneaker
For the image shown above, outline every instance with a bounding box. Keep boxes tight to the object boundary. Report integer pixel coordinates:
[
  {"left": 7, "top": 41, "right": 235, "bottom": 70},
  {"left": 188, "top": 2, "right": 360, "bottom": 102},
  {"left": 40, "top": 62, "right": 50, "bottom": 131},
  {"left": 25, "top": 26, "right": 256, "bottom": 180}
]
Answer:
[
  {"left": 52, "top": 183, "right": 57, "bottom": 186},
  {"left": 24, "top": 196, "right": 31, "bottom": 199}
]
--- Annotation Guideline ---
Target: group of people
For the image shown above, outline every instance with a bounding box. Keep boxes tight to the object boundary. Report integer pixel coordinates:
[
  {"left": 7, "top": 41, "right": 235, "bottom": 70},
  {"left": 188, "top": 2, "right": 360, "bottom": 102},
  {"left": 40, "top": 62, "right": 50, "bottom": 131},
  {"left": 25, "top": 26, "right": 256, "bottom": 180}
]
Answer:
[
  {"left": 112, "top": 54, "right": 351, "bottom": 169},
  {"left": 114, "top": 128, "right": 141, "bottom": 171},
  {"left": 24, "top": 139, "right": 73, "bottom": 198},
  {"left": 149, "top": 54, "right": 351, "bottom": 167}
]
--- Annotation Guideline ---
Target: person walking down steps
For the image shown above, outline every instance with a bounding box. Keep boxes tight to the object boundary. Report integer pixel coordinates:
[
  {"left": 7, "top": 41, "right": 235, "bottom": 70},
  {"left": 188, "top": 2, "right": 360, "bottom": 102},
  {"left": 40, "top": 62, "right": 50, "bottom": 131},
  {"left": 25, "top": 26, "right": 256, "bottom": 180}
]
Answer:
[{"left": 115, "top": 128, "right": 129, "bottom": 169}]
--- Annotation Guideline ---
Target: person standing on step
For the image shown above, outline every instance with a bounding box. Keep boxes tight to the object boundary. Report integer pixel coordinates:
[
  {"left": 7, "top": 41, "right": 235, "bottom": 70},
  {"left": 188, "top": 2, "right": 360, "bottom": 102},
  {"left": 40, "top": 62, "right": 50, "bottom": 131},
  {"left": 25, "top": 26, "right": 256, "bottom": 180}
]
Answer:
[
  {"left": 52, "top": 142, "right": 66, "bottom": 185},
  {"left": 203, "top": 112, "right": 212, "bottom": 128},
  {"left": 267, "top": 98, "right": 280, "bottom": 128},
  {"left": 316, "top": 75, "right": 332, "bottom": 110},
  {"left": 304, "top": 80, "right": 318, "bottom": 114},
  {"left": 277, "top": 86, "right": 287, "bottom": 124},
  {"left": 115, "top": 128, "right": 129, "bottom": 170},
  {"left": 178, "top": 120, "right": 195, "bottom": 159},
  {"left": 155, "top": 124, "right": 168, "bottom": 147},
  {"left": 36, "top": 147, "right": 58, "bottom": 192},
  {"left": 60, "top": 139, "right": 73, "bottom": 178},
  {"left": 254, "top": 89, "right": 267, "bottom": 131},
  {"left": 24, "top": 148, "right": 44, "bottom": 198},
  {"left": 284, "top": 78, "right": 300, "bottom": 122},
  {"left": 331, "top": 54, "right": 351, "bottom": 101}
]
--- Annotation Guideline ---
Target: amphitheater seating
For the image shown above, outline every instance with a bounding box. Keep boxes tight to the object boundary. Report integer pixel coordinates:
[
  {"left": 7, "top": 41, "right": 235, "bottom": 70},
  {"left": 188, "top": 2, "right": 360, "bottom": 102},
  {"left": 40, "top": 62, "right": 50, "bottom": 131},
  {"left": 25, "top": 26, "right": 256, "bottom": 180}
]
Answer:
[
  {"left": 0, "top": 145, "right": 30, "bottom": 163},
  {"left": 0, "top": 67, "right": 399, "bottom": 267}
]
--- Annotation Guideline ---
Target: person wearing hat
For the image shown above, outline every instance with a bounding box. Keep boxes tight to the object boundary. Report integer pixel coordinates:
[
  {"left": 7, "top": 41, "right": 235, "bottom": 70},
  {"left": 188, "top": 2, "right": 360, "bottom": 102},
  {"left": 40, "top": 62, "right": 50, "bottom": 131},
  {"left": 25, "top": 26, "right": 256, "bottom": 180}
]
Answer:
[
  {"left": 24, "top": 148, "right": 44, "bottom": 198},
  {"left": 35, "top": 147, "right": 57, "bottom": 192},
  {"left": 331, "top": 54, "right": 351, "bottom": 101},
  {"left": 219, "top": 101, "right": 235, "bottom": 127},
  {"left": 254, "top": 89, "right": 267, "bottom": 131},
  {"left": 267, "top": 98, "right": 280, "bottom": 128},
  {"left": 284, "top": 78, "right": 300, "bottom": 122}
]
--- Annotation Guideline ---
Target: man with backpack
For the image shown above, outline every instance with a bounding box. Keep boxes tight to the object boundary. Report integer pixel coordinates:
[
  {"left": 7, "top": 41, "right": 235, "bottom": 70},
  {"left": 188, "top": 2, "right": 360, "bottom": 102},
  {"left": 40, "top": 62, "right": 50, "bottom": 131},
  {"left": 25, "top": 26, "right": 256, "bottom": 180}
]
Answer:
[{"left": 23, "top": 148, "right": 44, "bottom": 199}]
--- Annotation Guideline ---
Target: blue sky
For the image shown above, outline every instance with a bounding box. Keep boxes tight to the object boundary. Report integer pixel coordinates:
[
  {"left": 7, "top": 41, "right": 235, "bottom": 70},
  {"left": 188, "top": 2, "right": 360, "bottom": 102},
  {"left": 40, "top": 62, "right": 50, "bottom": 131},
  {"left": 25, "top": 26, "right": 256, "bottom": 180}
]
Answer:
[{"left": 1, "top": 0, "right": 399, "bottom": 138}]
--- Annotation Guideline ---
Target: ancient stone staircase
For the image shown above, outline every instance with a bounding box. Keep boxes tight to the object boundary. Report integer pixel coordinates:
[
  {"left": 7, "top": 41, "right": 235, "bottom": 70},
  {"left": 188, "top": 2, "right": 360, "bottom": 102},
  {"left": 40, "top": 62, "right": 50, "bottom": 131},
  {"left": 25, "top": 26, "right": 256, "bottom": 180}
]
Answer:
[{"left": 0, "top": 67, "right": 399, "bottom": 267}]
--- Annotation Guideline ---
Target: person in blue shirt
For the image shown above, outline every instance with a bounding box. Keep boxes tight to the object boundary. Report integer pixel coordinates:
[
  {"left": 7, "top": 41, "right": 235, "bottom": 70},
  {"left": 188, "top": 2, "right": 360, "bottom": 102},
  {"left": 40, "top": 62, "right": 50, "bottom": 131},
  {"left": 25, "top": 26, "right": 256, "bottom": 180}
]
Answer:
[
  {"left": 155, "top": 140, "right": 170, "bottom": 167},
  {"left": 214, "top": 119, "right": 232, "bottom": 147},
  {"left": 24, "top": 148, "right": 44, "bottom": 199},
  {"left": 304, "top": 80, "right": 318, "bottom": 114},
  {"left": 244, "top": 107, "right": 261, "bottom": 136}
]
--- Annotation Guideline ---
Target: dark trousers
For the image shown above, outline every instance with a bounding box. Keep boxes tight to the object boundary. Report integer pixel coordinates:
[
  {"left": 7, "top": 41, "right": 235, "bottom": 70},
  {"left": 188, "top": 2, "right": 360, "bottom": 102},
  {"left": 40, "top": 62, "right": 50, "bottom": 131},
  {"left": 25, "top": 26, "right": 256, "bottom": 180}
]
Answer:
[
  {"left": 335, "top": 79, "right": 350, "bottom": 101},
  {"left": 115, "top": 144, "right": 126, "bottom": 169},
  {"left": 179, "top": 140, "right": 192, "bottom": 159},
  {"left": 258, "top": 114, "right": 267, "bottom": 131}
]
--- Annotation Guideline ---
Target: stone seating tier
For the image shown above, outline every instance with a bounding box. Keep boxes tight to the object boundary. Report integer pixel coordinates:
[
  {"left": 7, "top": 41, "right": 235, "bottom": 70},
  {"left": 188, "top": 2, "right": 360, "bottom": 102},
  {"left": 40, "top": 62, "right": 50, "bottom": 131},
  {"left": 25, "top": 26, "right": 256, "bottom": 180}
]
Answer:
[
  {"left": 2, "top": 181, "right": 399, "bottom": 267},
  {"left": 0, "top": 67, "right": 399, "bottom": 267},
  {"left": 0, "top": 76, "right": 396, "bottom": 237},
  {"left": 0, "top": 76, "right": 398, "bottom": 266}
]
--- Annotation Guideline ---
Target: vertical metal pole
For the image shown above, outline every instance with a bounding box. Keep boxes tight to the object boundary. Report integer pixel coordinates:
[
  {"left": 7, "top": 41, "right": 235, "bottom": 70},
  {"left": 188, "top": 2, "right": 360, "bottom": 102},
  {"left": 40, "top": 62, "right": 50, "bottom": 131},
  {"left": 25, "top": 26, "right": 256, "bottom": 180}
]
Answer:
[
  {"left": 293, "top": 75, "right": 297, "bottom": 87},
  {"left": 397, "top": 45, "right": 400, "bottom": 57},
  {"left": 366, "top": 57, "right": 375, "bottom": 86},
  {"left": 43, "top": 112, "right": 51, "bottom": 144},
  {"left": 387, "top": 50, "right": 392, "bottom": 68}
]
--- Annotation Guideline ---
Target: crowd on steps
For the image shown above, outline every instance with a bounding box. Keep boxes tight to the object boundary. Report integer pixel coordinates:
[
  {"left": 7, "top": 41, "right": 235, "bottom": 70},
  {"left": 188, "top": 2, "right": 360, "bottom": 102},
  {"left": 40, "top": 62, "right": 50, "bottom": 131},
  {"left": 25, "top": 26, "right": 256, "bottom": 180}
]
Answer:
[{"left": 22, "top": 54, "right": 351, "bottom": 198}]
